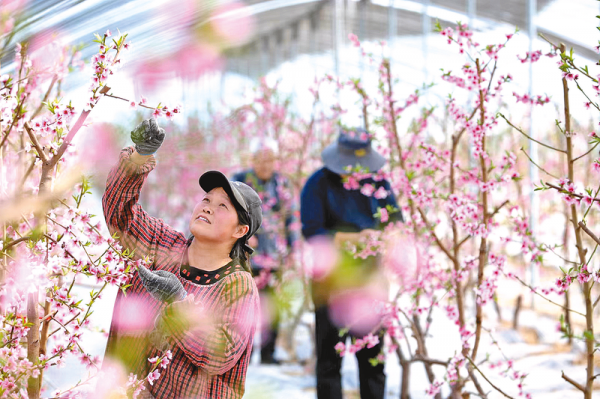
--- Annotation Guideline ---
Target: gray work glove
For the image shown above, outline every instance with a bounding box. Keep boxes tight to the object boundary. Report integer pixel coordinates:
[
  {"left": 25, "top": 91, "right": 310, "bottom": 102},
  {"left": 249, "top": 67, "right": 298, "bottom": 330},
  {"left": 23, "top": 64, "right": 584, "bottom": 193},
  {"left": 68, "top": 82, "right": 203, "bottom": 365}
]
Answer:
[
  {"left": 137, "top": 265, "right": 187, "bottom": 303},
  {"left": 130, "top": 118, "right": 165, "bottom": 155}
]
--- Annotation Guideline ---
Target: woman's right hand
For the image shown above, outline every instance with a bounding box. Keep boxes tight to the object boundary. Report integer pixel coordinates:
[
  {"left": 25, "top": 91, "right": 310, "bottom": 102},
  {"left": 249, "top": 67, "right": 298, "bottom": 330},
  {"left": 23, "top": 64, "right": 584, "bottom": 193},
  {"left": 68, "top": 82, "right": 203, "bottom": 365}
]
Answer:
[{"left": 131, "top": 118, "right": 165, "bottom": 155}]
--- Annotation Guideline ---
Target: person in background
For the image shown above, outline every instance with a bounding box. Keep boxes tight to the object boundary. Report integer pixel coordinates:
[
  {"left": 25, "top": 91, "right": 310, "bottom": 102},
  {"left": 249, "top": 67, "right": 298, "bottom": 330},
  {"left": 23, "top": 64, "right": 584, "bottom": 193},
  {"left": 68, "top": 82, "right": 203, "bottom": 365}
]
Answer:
[
  {"left": 231, "top": 137, "right": 298, "bottom": 365},
  {"left": 300, "top": 128, "right": 403, "bottom": 399}
]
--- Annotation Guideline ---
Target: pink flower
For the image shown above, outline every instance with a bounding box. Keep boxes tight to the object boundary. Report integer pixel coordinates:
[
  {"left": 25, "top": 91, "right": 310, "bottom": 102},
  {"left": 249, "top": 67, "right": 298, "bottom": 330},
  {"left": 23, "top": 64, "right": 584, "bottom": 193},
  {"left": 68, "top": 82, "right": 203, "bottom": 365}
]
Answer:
[
  {"left": 360, "top": 183, "right": 375, "bottom": 197},
  {"left": 373, "top": 186, "right": 388, "bottom": 199},
  {"left": 558, "top": 177, "right": 569, "bottom": 186},
  {"left": 105, "top": 29, "right": 112, "bottom": 37},
  {"left": 129, "top": 101, "right": 137, "bottom": 109},
  {"left": 147, "top": 370, "right": 160, "bottom": 386},
  {"left": 348, "top": 33, "right": 360, "bottom": 47},
  {"left": 379, "top": 208, "right": 389, "bottom": 223},
  {"left": 334, "top": 342, "right": 346, "bottom": 355}
]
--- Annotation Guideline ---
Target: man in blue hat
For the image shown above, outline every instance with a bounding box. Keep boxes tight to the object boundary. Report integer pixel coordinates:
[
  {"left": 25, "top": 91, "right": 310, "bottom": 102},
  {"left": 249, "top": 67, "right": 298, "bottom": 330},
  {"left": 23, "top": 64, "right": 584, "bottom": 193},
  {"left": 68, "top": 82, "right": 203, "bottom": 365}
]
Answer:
[{"left": 301, "top": 128, "right": 403, "bottom": 399}]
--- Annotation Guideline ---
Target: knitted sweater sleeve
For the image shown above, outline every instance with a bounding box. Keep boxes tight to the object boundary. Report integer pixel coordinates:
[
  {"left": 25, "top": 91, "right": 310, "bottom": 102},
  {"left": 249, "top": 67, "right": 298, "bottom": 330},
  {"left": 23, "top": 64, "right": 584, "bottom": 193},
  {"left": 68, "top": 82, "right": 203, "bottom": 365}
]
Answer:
[
  {"left": 102, "top": 146, "right": 186, "bottom": 265},
  {"left": 162, "top": 271, "right": 258, "bottom": 375}
]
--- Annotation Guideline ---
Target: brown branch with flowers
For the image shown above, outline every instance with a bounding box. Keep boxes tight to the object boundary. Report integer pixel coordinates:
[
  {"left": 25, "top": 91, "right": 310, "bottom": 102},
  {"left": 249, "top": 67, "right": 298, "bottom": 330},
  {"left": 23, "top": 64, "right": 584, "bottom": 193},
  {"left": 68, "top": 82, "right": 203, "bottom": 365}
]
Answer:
[
  {"left": 21, "top": 31, "right": 129, "bottom": 399},
  {"left": 558, "top": 41, "right": 595, "bottom": 399}
]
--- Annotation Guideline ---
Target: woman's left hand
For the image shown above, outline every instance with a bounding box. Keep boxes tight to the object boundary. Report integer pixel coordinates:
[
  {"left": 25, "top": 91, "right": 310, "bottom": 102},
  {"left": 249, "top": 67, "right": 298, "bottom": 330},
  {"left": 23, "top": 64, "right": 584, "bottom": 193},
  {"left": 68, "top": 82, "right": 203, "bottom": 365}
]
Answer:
[{"left": 138, "top": 265, "right": 188, "bottom": 303}]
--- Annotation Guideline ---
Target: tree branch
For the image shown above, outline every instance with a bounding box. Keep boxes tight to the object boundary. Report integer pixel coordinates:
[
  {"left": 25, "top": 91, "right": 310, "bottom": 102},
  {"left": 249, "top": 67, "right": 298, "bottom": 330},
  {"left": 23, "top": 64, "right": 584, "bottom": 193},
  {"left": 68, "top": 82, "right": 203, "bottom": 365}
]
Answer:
[
  {"left": 30, "top": 75, "right": 58, "bottom": 120},
  {"left": 573, "top": 142, "right": 600, "bottom": 163},
  {"left": 1, "top": 236, "right": 31, "bottom": 252},
  {"left": 418, "top": 207, "right": 458, "bottom": 264},
  {"left": 104, "top": 93, "right": 157, "bottom": 110},
  {"left": 546, "top": 182, "right": 600, "bottom": 203},
  {"left": 498, "top": 113, "right": 566, "bottom": 154},
  {"left": 411, "top": 355, "right": 448, "bottom": 366},
  {"left": 519, "top": 147, "right": 559, "bottom": 179},
  {"left": 508, "top": 273, "right": 586, "bottom": 317},
  {"left": 561, "top": 371, "right": 585, "bottom": 392},
  {"left": 579, "top": 221, "right": 600, "bottom": 247},
  {"left": 23, "top": 122, "right": 49, "bottom": 163},
  {"left": 466, "top": 356, "right": 515, "bottom": 399}
]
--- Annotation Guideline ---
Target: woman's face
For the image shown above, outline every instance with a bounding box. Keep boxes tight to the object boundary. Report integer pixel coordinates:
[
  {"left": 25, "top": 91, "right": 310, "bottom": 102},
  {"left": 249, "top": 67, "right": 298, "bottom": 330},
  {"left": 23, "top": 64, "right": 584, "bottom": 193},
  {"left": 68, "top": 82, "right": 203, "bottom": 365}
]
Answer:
[{"left": 189, "top": 187, "right": 248, "bottom": 245}]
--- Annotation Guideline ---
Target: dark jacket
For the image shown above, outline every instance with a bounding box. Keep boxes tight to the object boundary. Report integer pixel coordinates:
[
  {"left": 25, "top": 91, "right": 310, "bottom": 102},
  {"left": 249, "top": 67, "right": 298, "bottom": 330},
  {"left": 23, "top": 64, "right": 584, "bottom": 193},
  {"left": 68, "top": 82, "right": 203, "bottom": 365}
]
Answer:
[{"left": 300, "top": 167, "right": 402, "bottom": 240}]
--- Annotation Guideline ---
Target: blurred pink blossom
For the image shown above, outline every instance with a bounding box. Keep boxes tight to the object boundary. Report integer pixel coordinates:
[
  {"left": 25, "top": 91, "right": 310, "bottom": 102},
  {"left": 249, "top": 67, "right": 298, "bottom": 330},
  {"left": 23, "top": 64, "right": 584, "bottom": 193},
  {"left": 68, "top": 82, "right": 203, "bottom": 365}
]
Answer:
[
  {"left": 304, "top": 237, "right": 338, "bottom": 280},
  {"left": 383, "top": 232, "right": 422, "bottom": 288},
  {"left": 211, "top": 2, "right": 255, "bottom": 46},
  {"left": 328, "top": 286, "right": 386, "bottom": 336},
  {"left": 111, "top": 294, "right": 155, "bottom": 332},
  {"left": 135, "top": 43, "right": 222, "bottom": 93}
]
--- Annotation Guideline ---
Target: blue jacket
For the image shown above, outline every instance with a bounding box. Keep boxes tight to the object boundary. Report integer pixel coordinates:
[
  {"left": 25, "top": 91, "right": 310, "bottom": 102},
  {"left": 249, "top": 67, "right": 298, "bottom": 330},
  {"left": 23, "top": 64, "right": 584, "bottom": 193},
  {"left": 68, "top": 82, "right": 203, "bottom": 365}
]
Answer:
[{"left": 300, "top": 167, "right": 403, "bottom": 240}]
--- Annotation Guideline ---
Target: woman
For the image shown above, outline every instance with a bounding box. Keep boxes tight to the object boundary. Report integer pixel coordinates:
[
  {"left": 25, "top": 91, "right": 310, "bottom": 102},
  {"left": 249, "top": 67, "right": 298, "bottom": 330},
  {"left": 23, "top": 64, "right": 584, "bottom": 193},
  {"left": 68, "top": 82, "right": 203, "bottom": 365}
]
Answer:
[{"left": 102, "top": 118, "right": 261, "bottom": 398}]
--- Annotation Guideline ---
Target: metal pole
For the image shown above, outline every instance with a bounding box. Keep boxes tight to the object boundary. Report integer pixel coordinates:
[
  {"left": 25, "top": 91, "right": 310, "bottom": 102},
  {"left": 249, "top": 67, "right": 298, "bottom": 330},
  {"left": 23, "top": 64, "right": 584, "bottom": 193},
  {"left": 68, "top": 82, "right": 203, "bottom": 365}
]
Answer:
[
  {"left": 528, "top": 0, "right": 539, "bottom": 308},
  {"left": 467, "top": 0, "right": 476, "bottom": 26},
  {"left": 333, "top": 0, "right": 345, "bottom": 78},
  {"left": 422, "top": 0, "right": 430, "bottom": 81},
  {"left": 388, "top": 0, "right": 397, "bottom": 64}
]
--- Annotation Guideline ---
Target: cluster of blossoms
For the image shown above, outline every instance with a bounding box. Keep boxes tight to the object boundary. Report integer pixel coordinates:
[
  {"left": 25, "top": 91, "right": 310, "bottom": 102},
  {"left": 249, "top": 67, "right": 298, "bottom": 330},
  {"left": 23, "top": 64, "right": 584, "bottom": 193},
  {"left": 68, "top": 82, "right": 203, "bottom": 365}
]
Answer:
[
  {"left": 555, "top": 264, "right": 600, "bottom": 292},
  {"left": 334, "top": 333, "right": 381, "bottom": 356},
  {"left": 488, "top": 359, "right": 531, "bottom": 398},
  {"left": 553, "top": 177, "right": 597, "bottom": 207},
  {"left": 0, "top": 181, "right": 150, "bottom": 393},
  {"left": 87, "top": 30, "right": 130, "bottom": 109},
  {"left": 474, "top": 252, "right": 506, "bottom": 305},
  {"left": 438, "top": 22, "right": 475, "bottom": 53},
  {"left": 0, "top": 27, "right": 180, "bottom": 397},
  {"left": 512, "top": 92, "right": 550, "bottom": 105},
  {"left": 517, "top": 50, "right": 542, "bottom": 63}
]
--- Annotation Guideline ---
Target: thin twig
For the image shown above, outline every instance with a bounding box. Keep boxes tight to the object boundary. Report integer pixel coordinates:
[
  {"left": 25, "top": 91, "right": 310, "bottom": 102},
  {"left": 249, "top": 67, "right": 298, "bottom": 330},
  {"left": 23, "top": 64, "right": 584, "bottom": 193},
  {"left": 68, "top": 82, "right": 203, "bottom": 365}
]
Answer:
[
  {"left": 546, "top": 182, "right": 600, "bottom": 203},
  {"left": 573, "top": 142, "right": 600, "bottom": 163},
  {"left": 490, "top": 200, "right": 510, "bottom": 219},
  {"left": 561, "top": 371, "right": 585, "bottom": 392},
  {"left": 104, "top": 93, "right": 156, "bottom": 110},
  {"left": 538, "top": 33, "right": 560, "bottom": 50},
  {"left": 578, "top": 221, "right": 600, "bottom": 246},
  {"left": 519, "top": 147, "right": 559, "bottom": 178},
  {"left": 23, "top": 122, "right": 49, "bottom": 163},
  {"left": 543, "top": 244, "right": 578, "bottom": 265},
  {"left": 466, "top": 356, "right": 515, "bottom": 399},
  {"left": 467, "top": 367, "right": 489, "bottom": 398},
  {"left": 417, "top": 207, "right": 458, "bottom": 264},
  {"left": 1, "top": 236, "right": 31, "bottom": 252},
  {"left": 411, "top": 355, "right": 448, "bottom": 366},
  {"left": 498, "top": 113, "right": 566, "bottom": 154},
  {"left": 508, "top": 273, "right": 586, "bottom": 317},
  {"left": 30, "top": 75, "right": 58, "bottom": 120}
]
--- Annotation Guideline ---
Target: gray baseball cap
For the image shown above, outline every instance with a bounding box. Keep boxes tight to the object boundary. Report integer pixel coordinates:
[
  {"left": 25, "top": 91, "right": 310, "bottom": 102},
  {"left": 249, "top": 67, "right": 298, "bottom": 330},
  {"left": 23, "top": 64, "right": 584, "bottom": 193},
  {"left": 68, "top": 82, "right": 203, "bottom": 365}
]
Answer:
[{"left": 199, "top": 171, "right": 263, "bottom": 252}]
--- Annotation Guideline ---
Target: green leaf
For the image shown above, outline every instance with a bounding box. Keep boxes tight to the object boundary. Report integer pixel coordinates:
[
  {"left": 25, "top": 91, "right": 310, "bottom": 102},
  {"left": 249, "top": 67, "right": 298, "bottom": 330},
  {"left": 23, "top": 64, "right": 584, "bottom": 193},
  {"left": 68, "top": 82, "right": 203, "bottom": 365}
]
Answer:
[{"left": 369, "top": 357, "right": 380, "bottom": 367}]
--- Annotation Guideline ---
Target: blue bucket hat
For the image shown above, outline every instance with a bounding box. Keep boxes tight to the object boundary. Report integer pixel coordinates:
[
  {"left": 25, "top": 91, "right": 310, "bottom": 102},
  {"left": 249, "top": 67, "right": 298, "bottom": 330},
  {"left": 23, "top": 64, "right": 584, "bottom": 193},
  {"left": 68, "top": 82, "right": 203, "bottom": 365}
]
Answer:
[{"left": 321, "top": 127, "right": 386, "bottom": 175}]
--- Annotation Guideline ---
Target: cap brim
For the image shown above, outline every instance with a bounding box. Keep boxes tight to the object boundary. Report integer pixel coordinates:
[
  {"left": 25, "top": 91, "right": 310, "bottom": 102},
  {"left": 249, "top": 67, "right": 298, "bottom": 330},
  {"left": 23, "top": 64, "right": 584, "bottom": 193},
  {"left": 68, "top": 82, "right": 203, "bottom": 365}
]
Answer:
[
  {"left": 199, "top": 171, "right": 248, "bottom": 212},
  {"left": 321, "top": 142, "right": 386, "bottom": 175}
]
